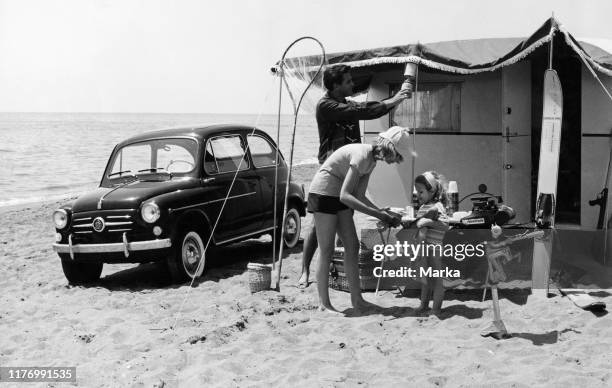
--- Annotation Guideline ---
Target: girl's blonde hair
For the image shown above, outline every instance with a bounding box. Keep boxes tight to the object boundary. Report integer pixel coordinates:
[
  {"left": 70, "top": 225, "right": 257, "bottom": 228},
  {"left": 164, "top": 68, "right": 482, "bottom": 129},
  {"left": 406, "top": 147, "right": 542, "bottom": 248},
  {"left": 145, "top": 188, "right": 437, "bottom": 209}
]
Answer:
[{"left": 415, "top": 171, "right": 448, "bottom": 205}]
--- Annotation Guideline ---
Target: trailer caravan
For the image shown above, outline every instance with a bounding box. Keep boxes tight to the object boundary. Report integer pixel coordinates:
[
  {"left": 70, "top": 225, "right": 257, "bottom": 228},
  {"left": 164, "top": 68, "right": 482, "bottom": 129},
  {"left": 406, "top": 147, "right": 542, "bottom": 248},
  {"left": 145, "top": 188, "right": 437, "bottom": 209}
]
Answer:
[{"left": 287, "top": 18, "right": 612, "bottom": 231}]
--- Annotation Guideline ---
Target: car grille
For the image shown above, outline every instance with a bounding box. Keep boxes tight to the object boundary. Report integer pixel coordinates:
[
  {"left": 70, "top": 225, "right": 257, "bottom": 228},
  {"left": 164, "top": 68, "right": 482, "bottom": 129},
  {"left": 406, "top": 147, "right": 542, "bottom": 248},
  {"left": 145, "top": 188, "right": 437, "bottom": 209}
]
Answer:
[{"left": 71, "top": 209, "right": 138, "bottom": 235}]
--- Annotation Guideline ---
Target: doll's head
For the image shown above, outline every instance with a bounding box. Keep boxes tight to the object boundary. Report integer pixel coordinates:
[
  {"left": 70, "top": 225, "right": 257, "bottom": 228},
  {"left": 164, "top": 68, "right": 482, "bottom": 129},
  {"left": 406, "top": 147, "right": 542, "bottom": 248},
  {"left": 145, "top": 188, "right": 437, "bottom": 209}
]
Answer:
[
  {"left": 491, "top": 224, "right": 503, "bottom": 239},
  {"left": 414, "top": 171, "right": 446, "bottom": 205}
]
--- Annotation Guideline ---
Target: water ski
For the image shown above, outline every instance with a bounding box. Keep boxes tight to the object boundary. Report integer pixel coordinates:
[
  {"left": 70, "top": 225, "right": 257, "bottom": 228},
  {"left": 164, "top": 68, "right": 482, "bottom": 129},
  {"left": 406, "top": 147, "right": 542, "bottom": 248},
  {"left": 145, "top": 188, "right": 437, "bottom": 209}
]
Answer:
[
  {"left": 531, "top": 69, "right": 563, "bottom": 299},
  {"left": 559, "top": 289, "right": 607, "bottom": 311}
]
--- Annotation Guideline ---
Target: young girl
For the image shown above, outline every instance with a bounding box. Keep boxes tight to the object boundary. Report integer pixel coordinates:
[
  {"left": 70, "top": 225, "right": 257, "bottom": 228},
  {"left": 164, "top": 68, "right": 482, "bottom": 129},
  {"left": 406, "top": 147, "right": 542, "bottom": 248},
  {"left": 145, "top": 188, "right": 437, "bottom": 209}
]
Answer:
[{"left": 414, "top": 171, "right": 450, "bottom": 314}]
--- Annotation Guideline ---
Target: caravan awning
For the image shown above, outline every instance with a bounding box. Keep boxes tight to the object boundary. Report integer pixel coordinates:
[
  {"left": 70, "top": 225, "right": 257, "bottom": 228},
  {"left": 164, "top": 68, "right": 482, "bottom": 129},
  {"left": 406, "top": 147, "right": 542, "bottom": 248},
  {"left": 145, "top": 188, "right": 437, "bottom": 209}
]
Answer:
[{"left": 278, "top": 18, "right": 612, "bottom": 80}]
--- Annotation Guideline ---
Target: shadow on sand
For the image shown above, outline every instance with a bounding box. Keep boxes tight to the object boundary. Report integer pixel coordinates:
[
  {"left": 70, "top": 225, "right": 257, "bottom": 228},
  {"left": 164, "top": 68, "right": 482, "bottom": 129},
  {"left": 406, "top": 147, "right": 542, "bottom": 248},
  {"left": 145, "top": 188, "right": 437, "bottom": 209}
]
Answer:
[
  {"left": 91, "top": 238, "right": 302, "bottom": 291},
  {"left": 510, "top": 331, "right": 560, "bottom": 345},
  {"left": 397, "top": 287, "right": 530, "bottom": 306},
  {"left": 341, "top": 300, "right": 486, "bottom": 320}
]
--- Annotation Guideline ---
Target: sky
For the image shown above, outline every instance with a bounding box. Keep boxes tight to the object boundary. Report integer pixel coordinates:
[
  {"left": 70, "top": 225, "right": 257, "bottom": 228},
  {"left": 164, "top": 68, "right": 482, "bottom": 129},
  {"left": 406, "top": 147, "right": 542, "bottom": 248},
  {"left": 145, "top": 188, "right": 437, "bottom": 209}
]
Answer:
[{"left": 0, "top": 0, "right": 611, "bottom": 114}]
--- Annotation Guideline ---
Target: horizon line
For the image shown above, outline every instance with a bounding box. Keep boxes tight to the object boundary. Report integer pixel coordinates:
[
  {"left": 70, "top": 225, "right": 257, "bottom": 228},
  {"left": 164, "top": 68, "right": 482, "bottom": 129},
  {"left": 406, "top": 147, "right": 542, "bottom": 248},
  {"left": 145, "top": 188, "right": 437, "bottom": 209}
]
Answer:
[{"left": 0, "top": 111, "right": 310, "bottom": 115}]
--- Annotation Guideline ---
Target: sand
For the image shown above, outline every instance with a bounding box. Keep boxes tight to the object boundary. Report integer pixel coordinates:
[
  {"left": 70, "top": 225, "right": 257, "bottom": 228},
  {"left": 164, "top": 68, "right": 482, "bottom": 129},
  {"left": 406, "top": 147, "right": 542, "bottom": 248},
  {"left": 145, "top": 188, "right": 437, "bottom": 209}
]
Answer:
[{"left": 1, "top": 164, "right": 611, "bottom": 387}]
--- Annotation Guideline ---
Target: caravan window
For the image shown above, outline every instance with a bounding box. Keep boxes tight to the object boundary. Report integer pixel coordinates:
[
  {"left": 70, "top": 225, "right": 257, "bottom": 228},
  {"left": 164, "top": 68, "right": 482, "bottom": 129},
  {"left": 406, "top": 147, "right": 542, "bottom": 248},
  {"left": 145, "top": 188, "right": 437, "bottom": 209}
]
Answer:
[{"left": 389, "top": 82, "right": 461, "bottom": 132}]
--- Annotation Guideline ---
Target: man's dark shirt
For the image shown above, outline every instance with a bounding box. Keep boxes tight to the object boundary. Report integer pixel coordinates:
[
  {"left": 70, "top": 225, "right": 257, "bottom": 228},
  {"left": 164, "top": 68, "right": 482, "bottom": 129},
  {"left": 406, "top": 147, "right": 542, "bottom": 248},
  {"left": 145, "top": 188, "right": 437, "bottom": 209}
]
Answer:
[{"left": 316, "top": 92, "right": 391, "bottom": 164}]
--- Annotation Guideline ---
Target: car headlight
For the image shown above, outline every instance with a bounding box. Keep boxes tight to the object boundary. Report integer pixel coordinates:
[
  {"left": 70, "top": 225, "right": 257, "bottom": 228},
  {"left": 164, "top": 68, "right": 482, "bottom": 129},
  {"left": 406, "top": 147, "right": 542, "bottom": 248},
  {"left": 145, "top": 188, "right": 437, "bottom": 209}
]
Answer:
[
  {"left": 53, "top": 209, "right": 69, "bottom": 229},
  {"left": 141, "top": 203, "right": 160, "bottom": 223}
]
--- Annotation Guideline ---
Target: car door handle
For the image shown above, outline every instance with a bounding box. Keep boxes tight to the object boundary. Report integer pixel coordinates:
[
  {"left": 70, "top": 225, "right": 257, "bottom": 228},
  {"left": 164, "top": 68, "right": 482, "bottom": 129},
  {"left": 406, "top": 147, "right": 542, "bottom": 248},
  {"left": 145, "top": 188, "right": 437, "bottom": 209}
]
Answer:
[{"left": 202, "top": 177, "right": 215, "bottom": 184}]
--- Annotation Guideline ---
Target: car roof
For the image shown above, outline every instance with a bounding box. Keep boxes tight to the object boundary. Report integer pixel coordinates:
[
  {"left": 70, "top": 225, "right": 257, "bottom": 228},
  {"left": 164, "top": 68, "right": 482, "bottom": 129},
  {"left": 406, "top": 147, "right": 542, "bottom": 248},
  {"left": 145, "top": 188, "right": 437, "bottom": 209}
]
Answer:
[{"left": 116, "top": 124, "right": 271, "bottom": 147}]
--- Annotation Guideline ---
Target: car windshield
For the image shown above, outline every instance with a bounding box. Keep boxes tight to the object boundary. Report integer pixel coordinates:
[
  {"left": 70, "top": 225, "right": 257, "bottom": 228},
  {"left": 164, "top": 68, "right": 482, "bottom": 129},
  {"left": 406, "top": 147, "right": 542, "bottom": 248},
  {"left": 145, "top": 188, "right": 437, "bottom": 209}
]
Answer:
[{"left": 105, "top": 138, "right": 198, "bottom": 183}]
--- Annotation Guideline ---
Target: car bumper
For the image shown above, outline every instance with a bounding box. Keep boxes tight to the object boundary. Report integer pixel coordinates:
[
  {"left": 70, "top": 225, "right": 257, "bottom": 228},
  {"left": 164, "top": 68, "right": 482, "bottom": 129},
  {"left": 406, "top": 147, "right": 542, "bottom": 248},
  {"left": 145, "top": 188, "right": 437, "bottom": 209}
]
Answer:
[{"left": 53, "top": 236, "right": 172, "bottom": 259}]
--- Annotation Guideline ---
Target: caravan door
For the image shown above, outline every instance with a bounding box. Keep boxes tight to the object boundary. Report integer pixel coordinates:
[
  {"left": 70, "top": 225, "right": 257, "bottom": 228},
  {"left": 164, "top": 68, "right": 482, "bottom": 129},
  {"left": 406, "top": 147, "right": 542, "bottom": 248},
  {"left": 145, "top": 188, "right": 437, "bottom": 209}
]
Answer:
[{"left": 502, "top": 62, "right": 532, "bottom": 224}]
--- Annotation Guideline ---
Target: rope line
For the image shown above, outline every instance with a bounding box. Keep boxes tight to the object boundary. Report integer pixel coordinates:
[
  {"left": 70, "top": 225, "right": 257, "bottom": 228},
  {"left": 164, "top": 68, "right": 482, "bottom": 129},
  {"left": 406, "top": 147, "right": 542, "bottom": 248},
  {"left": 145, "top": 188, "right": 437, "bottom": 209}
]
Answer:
[{"left": 170, "top": 78, "right": 277, "bottom": 330}]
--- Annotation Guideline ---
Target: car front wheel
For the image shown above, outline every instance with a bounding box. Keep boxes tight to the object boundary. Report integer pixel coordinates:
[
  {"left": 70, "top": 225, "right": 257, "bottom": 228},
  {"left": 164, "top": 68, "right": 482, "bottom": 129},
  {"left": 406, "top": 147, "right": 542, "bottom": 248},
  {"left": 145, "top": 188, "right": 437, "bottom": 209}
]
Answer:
[
  {"left": 60, "top": 256, "right": 103, "bottom": 285},
  {"left": 167, "top": 229, "right": 207, "bottom": 282}
]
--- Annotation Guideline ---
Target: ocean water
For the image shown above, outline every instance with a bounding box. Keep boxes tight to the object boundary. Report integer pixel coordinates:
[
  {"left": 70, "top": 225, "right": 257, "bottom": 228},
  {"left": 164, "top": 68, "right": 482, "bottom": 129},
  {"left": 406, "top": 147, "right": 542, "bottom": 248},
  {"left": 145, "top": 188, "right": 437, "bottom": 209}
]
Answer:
[{"left": 0, "top": 112, "right": 320, "bottom": 208}]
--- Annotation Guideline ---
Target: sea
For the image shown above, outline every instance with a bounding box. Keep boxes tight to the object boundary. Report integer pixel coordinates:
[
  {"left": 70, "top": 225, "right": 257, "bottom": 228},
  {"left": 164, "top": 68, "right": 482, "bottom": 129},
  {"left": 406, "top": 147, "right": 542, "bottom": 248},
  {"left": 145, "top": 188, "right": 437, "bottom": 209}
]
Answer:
[{"left": 0, "top": 112, "right": 320, "bottom": 209}]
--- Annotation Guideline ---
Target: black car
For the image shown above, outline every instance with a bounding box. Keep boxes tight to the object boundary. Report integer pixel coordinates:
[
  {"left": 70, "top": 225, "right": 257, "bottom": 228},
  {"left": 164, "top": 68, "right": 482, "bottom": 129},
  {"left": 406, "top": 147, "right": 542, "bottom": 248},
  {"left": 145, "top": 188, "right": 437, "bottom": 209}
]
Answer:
[{"left": 52, "top": 124, "right": 306, "bottom": 284}]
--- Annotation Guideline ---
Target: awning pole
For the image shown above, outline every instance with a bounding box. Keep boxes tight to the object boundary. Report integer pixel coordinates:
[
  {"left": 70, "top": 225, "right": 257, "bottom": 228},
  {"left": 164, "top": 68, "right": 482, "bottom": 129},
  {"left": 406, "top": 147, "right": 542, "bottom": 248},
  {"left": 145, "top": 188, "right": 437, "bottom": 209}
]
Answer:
[
  {"left": 272, "top": 63, "right": 284, "bottom": 281},
  {"left": 410, "top": 65, "right": 419, "bottom": 197},
  {"left": 548, "top": 30, "right": 554, "bottom": 70},
  {"left": 272, "top": 37, "right": 325, "bottom": 291},
  {"left": 549, "top": 13, "right": 555, "bottom": 70}
]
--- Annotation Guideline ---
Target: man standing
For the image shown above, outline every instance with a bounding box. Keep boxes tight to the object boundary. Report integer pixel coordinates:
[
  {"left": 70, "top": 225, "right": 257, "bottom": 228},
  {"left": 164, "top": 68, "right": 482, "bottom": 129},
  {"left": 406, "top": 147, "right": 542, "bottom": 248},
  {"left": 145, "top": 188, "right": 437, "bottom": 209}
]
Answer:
[{"left": 298, "top": 64, "right": 410, "bottom": 288}]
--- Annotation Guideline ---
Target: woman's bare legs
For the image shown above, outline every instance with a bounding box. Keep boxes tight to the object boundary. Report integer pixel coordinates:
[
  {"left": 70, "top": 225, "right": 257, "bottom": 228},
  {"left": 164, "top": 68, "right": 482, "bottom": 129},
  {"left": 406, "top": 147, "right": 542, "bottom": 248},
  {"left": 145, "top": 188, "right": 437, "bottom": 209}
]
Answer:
[
  {"left": 313, "top": 212, "right": 340, "bottom": 313},
  {"left": 336, "top": 209, "right": 377, "bottom": 312}
]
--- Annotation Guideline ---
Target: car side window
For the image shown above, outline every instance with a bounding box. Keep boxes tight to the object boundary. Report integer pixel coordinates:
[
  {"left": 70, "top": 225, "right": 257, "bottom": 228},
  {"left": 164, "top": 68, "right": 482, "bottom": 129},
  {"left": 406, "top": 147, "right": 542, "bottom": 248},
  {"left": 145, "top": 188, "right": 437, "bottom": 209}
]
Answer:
[
  {"left": 204, "top": 135, "right": 249, "bottom": 174},
  {"left": 247, "top": 135, "right": 280, "bottom": 168},
  {"left": 204, "top": 141, "right": 218, "bottom": 174}
]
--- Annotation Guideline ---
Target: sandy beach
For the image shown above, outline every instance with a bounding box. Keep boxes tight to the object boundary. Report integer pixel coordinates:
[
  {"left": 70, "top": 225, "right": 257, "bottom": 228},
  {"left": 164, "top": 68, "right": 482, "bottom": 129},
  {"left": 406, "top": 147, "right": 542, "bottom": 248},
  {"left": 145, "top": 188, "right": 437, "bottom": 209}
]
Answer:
[{"left": 1, "top": 164, "right": 611, "bottom": 387}]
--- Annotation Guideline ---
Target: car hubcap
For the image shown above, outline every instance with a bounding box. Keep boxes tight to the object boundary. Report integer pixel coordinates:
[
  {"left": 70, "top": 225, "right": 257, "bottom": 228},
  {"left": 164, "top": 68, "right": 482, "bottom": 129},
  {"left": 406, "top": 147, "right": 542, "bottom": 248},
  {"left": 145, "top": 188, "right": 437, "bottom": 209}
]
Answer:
[
  {"left": 283, "top": 209, "right": 300, "bottom": 247},
  {"left": 186, "top": 246, "right": 199, "bottom": 265},
  {"left": 182, "top": 232, "right": 203, "bottom": 276},
  {"left": 285, "top": 217, "right": 297, "bottom": 235}
]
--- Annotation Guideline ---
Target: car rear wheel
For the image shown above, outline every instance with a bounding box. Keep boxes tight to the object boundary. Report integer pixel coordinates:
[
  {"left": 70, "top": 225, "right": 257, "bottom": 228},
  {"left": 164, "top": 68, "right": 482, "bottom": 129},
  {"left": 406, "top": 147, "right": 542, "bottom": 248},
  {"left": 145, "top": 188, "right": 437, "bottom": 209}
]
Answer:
[
  {"left": 280, "top": 206, "right": 301, "bottom": 249},
  {"left": 60, "top": 256, "right": 103, "bottom": 285},
  {"left": 167, "top": 229, "right": 208, "bottom": 282}
]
